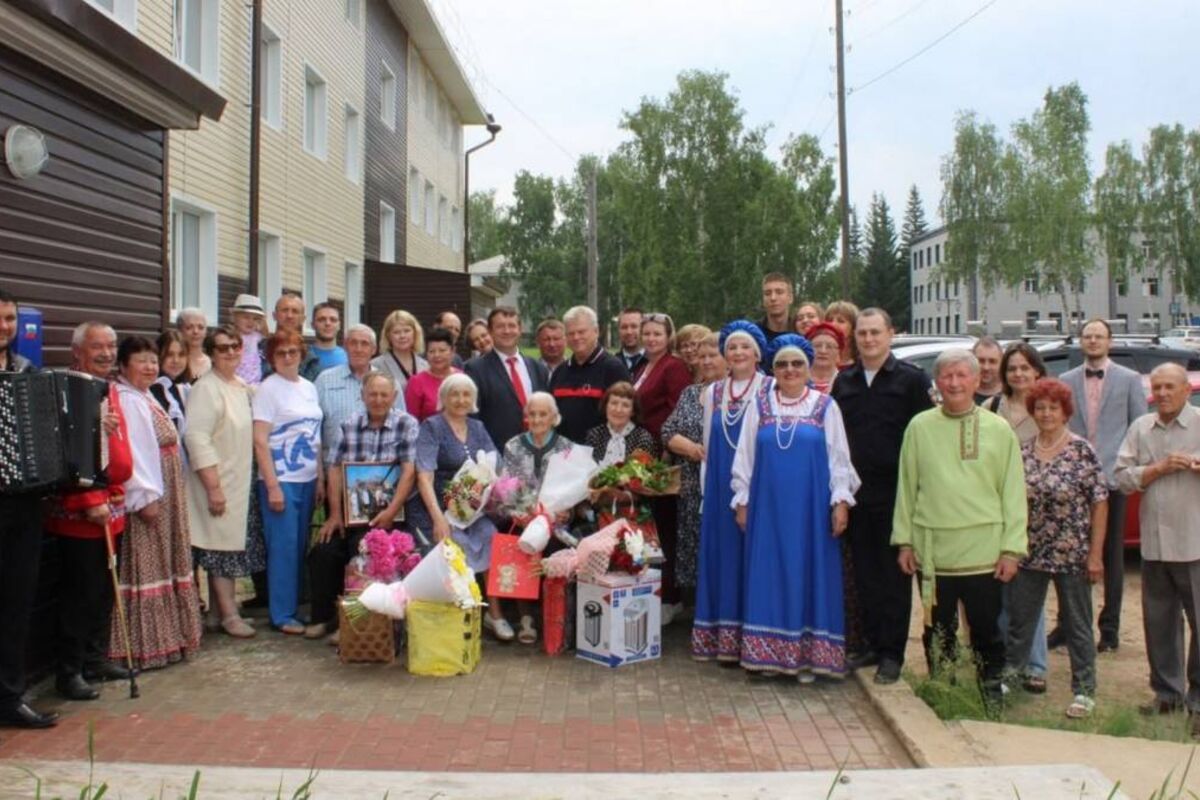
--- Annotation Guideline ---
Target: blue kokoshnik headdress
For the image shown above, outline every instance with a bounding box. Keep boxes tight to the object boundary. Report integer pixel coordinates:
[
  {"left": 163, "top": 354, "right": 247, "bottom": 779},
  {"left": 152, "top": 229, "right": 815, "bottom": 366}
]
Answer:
[
  {"left": 767, "top": 333, "right": 814, "bottom": 367},
  {"left": 718, "top": 320, "right": 768, "bottom": 362}
]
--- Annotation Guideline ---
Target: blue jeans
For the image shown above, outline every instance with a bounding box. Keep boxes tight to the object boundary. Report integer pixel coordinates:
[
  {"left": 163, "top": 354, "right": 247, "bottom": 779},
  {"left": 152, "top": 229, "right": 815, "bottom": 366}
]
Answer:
[
  {"left": 1000, "top": 580, "right": 1048, "bottom": 678},
  {"left": 258, "top": 480, "right": 316, "bottom": 627}
]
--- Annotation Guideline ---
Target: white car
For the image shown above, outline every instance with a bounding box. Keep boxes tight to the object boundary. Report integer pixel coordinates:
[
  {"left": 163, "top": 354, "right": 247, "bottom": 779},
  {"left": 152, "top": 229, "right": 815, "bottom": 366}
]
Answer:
[
  {"left": 893, "top": 337, "right": 977, "bottom": 375},
  {"left": 1161, "top": 327, "right": 1200, "bottom": 351}
]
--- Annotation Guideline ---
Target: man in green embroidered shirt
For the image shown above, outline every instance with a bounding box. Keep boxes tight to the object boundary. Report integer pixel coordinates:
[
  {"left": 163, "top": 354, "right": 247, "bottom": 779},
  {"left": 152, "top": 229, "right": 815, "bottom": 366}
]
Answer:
[{"left": 892, "top": 348, "right": 1028, "bottom": 703}]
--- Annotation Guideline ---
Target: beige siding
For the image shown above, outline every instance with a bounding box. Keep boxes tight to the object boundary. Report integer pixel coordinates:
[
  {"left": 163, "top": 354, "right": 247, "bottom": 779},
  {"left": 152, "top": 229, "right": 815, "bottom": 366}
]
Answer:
[
  {"left": 406, "top": 45, "right": 463, "bottom": 272},
  {"left": 135, "top": 0, "right": 364, "bottom": 315}
]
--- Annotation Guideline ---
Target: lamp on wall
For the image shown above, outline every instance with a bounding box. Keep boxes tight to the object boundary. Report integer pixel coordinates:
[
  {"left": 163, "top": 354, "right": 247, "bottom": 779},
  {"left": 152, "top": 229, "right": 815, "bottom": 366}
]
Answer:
[{"left": 4, "top": 125, "right": 49, "bottom": 180}]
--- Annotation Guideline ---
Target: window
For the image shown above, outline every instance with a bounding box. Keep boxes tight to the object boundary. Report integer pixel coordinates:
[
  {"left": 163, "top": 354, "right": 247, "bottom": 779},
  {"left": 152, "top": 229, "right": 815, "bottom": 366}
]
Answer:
[
  {"left": 438, "top": 195, "right": 449, "bottom": 245},
  {"left": 302, "top": 249, "right": 328, "bottom": 311},
  {"left": 379, "top": 62, "right": 396, "bottom": 130},
  {"left": 926, "top": 246, "right": 932, "bottom": 266},
  {"left": 344, "top": 262, "right": 363, "bottom": 327},
  {"left": 261, "top": 24, "right": 281, "bottom": 128},
  {"left": 1023, "top": 276, "right": 1039, "bottom": 293},
  {"left": 1071, "top": 276, "right": 1086, "bottom": 294},
  {"left": 379, "top": 202, "right": 396, "bottom": 262},
  {"left": 345, "top": 0, "right": 361, "bottom": 27},
  {"left": 257, "top": 233, "right": 282, "bottom": 327},
  {"left": 1049, "top": 312, "right": 1063, "bottom": 332},
  {"left": 175, "top": 0, "right": 218, "bottom": 84},
  {"left": 913, "top": 253, "right": 919, "bottom": 270},
  {"left": 424, "top": 181, "right": 435, "bottom": 235},
  {"left": 1025, "top": 311, "right": 1040, "bottom": 330},
  {"left": 954, "top": 314, "right": 961, "bottom": 333},
  {"left": 935, "top": 243, "right": 941, "bottom": 264},
  {"left": 936, "top": 317, "right": 942, "bottom": 334},
  {"left": 343, "top": 105, "right": 360, "bottom": 182},
  {"left": 411, "top": 58, "right": 422, "bottom": 114},
  {"left": 409, "top": 168, "right": 421, "bottom": 225},
  {"left": 452, "top": 124, "right": 461, "bottom": 155},
  {"left": 1116, "top": 280, "right": 1128, "bottom": 297},
  {"left": 452, "top": 206, "right": 462, "bottom": 252},
  {"left": 86, "top": 0, "right": 136, "bottom": 29},
  {"left": 1143, "top": 240, "right": 1156, "bottom": 262},
  {"left": 303, "top": 65, "right": 327, "bottom": 158},
  {"left": 170, "top": 199, "right": 217, "bottom": 321},
  {"left": 1144, "top": 277, "right": 1160, "bottom": 297},
  {"left": 424, "top": 74, "right": 435, "bottom": 123}
]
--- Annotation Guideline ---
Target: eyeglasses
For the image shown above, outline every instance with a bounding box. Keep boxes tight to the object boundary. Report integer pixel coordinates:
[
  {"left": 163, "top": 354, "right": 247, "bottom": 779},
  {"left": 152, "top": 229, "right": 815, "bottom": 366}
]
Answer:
[
  {"left": 213, "top": 342, "right": 243, "bottom": 354},
  {"left": 775, "top": 359, "right": 808, "bottom": 371},
  {"left": 275, "top": 348, "right": 302, "bottom": 358},
  {"left": 811, "top": 341, "right": 839, "bottom": 352}
]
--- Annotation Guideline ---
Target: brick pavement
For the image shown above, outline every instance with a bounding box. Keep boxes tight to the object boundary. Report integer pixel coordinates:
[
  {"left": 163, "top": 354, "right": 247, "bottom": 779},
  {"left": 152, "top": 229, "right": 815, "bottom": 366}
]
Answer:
[{"left": 0, "top": 623, "right": 910, "bottom": 773}]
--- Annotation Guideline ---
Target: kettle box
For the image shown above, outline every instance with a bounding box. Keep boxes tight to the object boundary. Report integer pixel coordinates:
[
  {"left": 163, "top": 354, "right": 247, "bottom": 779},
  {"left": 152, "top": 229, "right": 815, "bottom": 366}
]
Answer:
[{"left": 576, "top": 568, "right": 662, "bottom": 668}]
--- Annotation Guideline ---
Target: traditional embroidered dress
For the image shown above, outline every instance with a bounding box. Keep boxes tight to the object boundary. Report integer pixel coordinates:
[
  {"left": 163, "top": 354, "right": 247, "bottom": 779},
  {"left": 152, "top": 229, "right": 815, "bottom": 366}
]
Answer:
[
  {"left": 690, "top": 372, "right": 766, "bottom": 661},
  {"left": 731, "top": 381, "right": 859, "bottom": 676},
  {"left": 111, "top": 381, "right": 202, "bottom": 669}
]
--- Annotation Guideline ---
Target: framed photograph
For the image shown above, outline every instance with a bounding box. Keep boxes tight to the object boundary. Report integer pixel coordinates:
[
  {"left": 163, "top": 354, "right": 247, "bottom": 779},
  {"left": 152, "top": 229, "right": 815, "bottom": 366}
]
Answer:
[{"left": 343, "top": 461, "right": 403, "bottom": 527}]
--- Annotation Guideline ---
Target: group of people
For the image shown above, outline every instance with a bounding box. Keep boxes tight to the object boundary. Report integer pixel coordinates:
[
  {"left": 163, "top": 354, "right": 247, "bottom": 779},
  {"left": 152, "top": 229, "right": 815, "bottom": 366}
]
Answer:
[{"left": 1, "top": 272, "right": 1199, "bottom": 737}]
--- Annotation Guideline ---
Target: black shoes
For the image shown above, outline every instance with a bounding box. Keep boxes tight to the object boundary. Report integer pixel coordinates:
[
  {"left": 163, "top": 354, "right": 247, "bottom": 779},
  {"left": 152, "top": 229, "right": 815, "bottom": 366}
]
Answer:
[
  {"left": 1097, "top": 636, "right": 1119, "bottom": 653},
  {"left": 873, "top": 658, "right": 901, "bottom": 685},
  {"left": 1046, "top": 627, "right": 1066, "bottom": 650},
  {"left": 84, "top": 662, "right": 133, "bottom": 682},
  {"left": 846, "top": 649, "right": 880, "bottom": 671},
  {"left": 56, "top": 673, "right": 100, "bottom": 701},
  {"left": 0, "top": 702, "right": 59, "bottom": 728},
  {"left": 1139, "top": 699, "right": 1185, "bottom": 716}
]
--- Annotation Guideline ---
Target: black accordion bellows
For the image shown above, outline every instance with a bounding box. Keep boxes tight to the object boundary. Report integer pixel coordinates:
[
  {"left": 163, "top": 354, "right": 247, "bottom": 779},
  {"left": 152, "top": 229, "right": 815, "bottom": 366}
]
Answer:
[{"left": 0, "top": 371, "right": 107, "bottom": 495}]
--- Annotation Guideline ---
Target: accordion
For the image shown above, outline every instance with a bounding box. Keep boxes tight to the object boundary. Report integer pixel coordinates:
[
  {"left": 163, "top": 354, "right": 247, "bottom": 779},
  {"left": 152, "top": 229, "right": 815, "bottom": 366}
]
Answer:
[{"left": 0, "top": 370, "right": 108, "bottom": 495}]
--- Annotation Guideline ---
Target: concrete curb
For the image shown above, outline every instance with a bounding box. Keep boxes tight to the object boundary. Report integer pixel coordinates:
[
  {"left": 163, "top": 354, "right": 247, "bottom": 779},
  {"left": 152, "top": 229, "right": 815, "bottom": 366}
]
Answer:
[{"left": 853, "top": 669, "right": 981, "bottom": 769}]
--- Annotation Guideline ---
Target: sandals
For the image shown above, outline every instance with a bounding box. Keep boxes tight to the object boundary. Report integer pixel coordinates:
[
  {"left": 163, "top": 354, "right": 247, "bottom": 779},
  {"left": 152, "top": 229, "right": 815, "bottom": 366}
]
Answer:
[
  {"left": 275, "top": 620, "right": 305, "bottom": 636},
  {"left": 518, "top": 616, "right": 537, "bottom": 645},
  {"left": 1065, "top": 694, "right": 1095, "bottom": 719},
  {"left": 1022, "top": 675, "right": 1047, "bottom": 694},
  {"left": 221, "top": 616, "right": 256, "bottom": 638}
]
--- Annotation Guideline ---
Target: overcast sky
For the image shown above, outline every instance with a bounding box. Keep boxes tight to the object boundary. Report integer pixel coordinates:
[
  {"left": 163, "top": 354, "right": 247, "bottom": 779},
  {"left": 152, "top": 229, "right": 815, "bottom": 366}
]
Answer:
[{"left": 441, "top": 0, "right": 1197, "bottom": 227}]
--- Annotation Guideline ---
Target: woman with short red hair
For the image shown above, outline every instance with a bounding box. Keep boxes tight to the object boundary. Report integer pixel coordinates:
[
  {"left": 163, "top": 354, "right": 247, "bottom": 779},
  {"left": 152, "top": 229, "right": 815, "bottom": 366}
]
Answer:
[
  {"left": 1006, "top": 377, "right": 1107, "bottom": 719},
  {"left": 252, "top": 330, "right": 324, "bottom": 634}
]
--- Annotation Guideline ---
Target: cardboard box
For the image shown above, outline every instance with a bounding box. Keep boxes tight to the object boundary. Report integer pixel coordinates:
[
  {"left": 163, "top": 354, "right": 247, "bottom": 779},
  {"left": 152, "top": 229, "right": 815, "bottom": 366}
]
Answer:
[{"left": 576, "top": 569, "right": 662, "bottom": 668}]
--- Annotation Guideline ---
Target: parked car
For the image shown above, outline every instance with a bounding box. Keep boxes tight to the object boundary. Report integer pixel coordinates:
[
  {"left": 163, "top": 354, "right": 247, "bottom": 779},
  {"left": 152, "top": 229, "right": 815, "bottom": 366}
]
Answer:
[
  {"left": 1161, "top": 327, "right": 1200, "bottom": 351},
  {"left": 1123, "top": 372, "right": 1200, "bottom": 548},
  {"left": 1033, "top": 341, "right": 1200, "bottom": 377}
]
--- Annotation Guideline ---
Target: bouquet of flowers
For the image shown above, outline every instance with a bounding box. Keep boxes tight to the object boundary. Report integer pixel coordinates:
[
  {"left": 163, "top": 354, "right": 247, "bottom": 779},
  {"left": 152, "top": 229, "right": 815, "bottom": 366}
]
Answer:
[
  {"left": 516, "top": 446, "right": 598, "bottom": 554},
  {"left": 588, "top": 451, "right": 679, "bottom": 503},
  {"left": 609, "top": 527, "right": 648, "bottom": 575},
  {"left": 487, "top": 475, "right": 539, "bottom": 522},
  {"left": 344, "top": 538, "right": 483, "bottom": 623},
  {"left": 351, "top": 528, "right": 421, "bottom": 583},
  {"left": 442, "top": 450, "right": 499, "bottom": 529}
]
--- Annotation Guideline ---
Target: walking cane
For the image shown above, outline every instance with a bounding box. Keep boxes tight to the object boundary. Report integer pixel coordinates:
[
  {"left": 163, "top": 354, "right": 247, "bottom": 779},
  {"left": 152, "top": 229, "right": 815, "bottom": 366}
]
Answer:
[{"left": 104, "top": 521, "right": 139, "bottom": 699}]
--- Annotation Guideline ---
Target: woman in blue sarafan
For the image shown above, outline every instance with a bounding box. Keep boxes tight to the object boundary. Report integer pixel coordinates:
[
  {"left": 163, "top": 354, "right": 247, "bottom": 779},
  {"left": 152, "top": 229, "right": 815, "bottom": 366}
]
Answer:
[
  {"left": 691, "top": 321, "right": 769, "bottom": 662},
  {"left": 731, "top": 334, "right": 860, "bottom": 679}
]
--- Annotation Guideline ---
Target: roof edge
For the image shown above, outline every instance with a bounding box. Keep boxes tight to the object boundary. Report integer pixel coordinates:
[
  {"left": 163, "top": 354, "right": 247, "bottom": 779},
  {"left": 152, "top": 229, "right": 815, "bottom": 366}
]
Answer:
[{"left": 388, "top": 0, "right": 487, "bottom": 125}]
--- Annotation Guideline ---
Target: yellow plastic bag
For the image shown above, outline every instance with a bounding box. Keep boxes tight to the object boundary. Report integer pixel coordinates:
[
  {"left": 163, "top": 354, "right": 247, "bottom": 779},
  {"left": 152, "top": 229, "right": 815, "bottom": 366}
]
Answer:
[{"left": 405, "top": 600, "right": 482, "bottom": 676}]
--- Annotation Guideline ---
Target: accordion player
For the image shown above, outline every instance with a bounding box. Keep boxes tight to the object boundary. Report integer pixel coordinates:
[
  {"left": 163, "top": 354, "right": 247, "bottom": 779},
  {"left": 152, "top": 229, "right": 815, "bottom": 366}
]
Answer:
[{"left": 0, "top": 370, "right": 109, "bottom": 496}]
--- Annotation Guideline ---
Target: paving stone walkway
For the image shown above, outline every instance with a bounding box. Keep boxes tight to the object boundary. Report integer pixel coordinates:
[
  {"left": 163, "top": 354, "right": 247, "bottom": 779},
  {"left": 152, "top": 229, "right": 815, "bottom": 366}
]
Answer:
[{"left": 0, "top": 623, "right": 910, "bottom": 773}]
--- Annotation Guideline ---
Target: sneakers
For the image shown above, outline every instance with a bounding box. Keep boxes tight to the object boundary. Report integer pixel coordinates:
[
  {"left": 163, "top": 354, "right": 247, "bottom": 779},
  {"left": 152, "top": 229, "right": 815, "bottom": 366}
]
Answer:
[{"left": 484, "top": 615, "right": 515, "bottom": 641}]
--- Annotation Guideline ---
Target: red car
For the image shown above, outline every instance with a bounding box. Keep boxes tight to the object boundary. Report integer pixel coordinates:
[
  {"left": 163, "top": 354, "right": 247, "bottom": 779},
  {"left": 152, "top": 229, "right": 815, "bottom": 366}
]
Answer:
[{"left": 1123, "top": 373, "right": 1200, "bottom": 547}]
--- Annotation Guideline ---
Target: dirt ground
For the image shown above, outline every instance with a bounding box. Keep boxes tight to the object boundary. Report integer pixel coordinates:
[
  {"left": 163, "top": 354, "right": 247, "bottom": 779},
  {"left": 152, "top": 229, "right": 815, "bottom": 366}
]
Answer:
[{"left": 903, "top": 553, "right": 1198, "bottom": 741}]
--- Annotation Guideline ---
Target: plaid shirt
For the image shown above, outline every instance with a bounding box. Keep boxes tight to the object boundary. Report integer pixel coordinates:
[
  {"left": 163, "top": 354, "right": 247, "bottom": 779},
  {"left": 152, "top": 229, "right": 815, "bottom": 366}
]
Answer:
[{"left": 327, "top": 408, "right": 419, "bottom": 467}]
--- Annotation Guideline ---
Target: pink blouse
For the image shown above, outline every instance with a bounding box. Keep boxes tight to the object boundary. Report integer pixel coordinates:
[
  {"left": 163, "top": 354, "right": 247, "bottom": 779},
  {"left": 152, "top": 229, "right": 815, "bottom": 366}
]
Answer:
[{"left": 404, "top": 368, "right": 461, "bottom": 422}]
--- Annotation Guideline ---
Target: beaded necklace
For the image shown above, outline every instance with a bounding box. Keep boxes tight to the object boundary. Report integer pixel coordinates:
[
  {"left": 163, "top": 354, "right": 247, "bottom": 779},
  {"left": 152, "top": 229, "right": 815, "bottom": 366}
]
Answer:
[
  {"left": 720, "top": 376, "right": 754, "bottom": 449},
  {"left": 774, "top": 386, "right": 809, "bottom": 451}
]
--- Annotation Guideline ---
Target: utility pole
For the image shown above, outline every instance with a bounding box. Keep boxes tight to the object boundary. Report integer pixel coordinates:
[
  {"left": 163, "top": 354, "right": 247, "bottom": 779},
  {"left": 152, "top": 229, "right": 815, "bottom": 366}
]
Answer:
[
  {"left": 834, "top": 0, "right": 852, "bottom": 298},
  {"left": 586, "top": 168, "right": 599, "bottom": 310}
]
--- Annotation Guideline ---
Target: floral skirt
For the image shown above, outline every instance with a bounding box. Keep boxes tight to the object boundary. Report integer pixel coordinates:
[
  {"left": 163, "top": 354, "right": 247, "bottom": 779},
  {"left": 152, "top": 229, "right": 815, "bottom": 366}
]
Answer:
[{"left": 193, "top": 485, "right": 267, "bottom": 578}]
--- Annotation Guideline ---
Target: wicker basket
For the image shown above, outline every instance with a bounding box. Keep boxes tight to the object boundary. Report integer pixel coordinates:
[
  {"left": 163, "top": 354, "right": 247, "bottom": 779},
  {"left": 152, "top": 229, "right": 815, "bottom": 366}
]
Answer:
[{"left": 337, "top": 598, "right": 395, "bottom": 664}]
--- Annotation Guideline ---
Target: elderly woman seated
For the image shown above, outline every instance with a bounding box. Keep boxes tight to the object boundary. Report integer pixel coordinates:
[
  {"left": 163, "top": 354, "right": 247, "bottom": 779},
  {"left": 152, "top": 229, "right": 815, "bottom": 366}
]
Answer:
[{"left": 307, "top": 371, "right": 419, "bottom": 641}]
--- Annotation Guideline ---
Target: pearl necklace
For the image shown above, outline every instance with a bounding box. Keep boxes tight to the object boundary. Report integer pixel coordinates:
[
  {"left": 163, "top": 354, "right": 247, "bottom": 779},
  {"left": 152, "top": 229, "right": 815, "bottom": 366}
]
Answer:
[
  {"left": 1034, "top": 428, "right": 1070, "bottom": 453},
  {"left": 774, "top": 387, "right": 809, "bottom": 451},
  {"left": 720, "top": 376, "right": 754, "bottom": 449}
]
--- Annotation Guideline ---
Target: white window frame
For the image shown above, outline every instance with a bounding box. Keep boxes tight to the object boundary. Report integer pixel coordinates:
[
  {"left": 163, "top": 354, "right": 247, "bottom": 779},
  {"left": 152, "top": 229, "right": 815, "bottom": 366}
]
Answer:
[
  {"left": 345, "top": 0, "right": 362, "bottom": 28},
  {"left": 423, "top": 181, "right": 435, "bottom": 235},
  {"left": 344, "top": 261, "right": 363, "bottom": 328},
  {"left": 438, "top": 195, "right": 449, "bottom": 246},
  {"left": 343, "top": 104, "right": 361, "bottom": 183},
  {"left": 451, "top": 206, "right": 461, "bottom": 252},
  {"left": 169, "top": 195, "right": 218, "bottom": 324},
  {"left": 409, "top": 167, "right": 422, "bottom": 225},
  {"left": 379, "top": 61, "right": 396, "bottom": 130},
  {"left": 424, "top": 73, "right": 435, "bottom": 123},
  {"left": 303, "top": 64, "right": 328, "bottom": 159},
  {"left": 86, "top": 0, "right": 137, "bottom": 30},
  {"left": 257, "top": 230, "right": 282, "bottom": 329},
  {"left": 174, "top": 0, "right": 219, "bottom": 86},
  {"left": 260, "top": 23, "right": 282, "bottom": 129},
  {"left": 379, "top": 202, "right": 396, "bottom": 262},
  {"left": 302, "top": 248, "right": 328, "bottom": 335}
]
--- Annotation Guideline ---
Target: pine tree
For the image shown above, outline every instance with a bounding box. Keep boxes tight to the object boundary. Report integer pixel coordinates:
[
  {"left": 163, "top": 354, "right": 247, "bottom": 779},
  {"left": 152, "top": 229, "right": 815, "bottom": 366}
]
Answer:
[
  {"left": 856, "top": 194, "right": 910, "bottom": 330},
  {"left": 900, "top": 184, "right": 928, "bottom": 261}
]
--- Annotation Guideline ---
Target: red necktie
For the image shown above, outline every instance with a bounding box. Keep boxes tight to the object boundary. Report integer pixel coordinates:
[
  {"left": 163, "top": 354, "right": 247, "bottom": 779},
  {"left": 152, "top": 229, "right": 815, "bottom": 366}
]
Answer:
[{"left": 506, "top": 356, "right": 528, "bottom": 408}]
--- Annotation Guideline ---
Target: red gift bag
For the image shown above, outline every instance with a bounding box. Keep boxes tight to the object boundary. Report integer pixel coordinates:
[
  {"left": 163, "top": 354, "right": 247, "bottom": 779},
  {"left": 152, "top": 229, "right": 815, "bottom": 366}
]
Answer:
[
  {"left": 486, "top": 533, "right": 541, "bottom": 600},
  {"left": 542, "top": 577, "right": 577, "bottom": 655}
]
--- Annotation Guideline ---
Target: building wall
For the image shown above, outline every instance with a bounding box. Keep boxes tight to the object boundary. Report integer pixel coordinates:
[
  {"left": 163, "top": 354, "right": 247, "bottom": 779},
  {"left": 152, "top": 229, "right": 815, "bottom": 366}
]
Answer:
[
  {"left": 137, "top": 1, "right": 365, "bottom": 325},
  {"left": 909, "top": 228, "right": 1186, "bottom": 335},
  {"left": 364, "top": 0, "right": 409, "bottom": 267},
  {"left": 405, "top": 44, "right": 463, "bottom": 272}
]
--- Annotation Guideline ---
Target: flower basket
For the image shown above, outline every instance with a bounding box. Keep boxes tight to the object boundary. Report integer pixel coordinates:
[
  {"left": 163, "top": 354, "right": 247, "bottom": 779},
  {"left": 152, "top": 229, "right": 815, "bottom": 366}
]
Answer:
[
  {"left": 337, "top": 597, "right": 395, "bottom": 664},
  {"left": 588, "top": 451, "right": 680, "bottom": 503}
]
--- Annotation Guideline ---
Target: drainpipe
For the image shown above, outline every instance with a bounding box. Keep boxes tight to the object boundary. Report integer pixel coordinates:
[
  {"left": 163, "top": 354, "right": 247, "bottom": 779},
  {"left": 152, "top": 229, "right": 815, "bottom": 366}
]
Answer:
[
  {"left": 248, "top": 0, "right": 263, "bottom": 296},
  {"left": 462, "top": 114, "right": 501, "bottom": 273}
]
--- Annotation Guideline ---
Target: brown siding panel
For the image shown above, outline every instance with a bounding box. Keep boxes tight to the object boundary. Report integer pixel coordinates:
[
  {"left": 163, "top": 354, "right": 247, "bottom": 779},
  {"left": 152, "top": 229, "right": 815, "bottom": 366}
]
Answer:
[
  {"left": 364, "top": 0, "right": 408, "bottom": 266},
  {"left": 0, "top": 45, "right": 166, "bottom": 366},
  {"left": 364, "top": 260, "right": 469, "bottom": 340}
]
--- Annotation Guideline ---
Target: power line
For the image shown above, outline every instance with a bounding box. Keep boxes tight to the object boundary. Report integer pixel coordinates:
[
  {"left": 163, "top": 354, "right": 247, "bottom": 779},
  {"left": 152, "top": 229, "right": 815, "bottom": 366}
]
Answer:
[
  {"left": 849, "top": 0, "right": 999, "bottom": 94},
  {"left": 851, "top": 0, "right": 933, "bottom": 46},
  {"left": 481, "top": 77, "right": 579, "bottom": 165}
]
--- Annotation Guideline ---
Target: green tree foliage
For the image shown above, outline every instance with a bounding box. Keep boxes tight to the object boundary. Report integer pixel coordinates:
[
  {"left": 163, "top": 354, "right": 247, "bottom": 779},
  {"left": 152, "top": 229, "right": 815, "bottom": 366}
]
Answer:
[
  {"left": 856, "top": 194, "right": 910, "bottom": 330},
  {"left": 467, "top": 190, "right": 504, "bottom": 263},
  {"left": 900, "top": 184, "right": 929, "bottom": 263}
]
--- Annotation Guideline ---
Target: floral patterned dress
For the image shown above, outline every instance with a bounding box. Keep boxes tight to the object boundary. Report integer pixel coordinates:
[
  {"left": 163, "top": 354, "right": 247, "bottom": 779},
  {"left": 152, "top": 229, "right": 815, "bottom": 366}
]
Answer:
[
  {"left": 661, "top": 383, "right": 704, "bottom": 588},
  {"left": 1022, "top": 437, "right": 1108, "bottom": 574}
]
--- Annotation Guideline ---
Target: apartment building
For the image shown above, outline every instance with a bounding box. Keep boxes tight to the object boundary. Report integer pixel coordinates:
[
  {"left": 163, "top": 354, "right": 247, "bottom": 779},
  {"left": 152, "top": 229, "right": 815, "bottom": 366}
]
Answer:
[{"left": 909, "top": 226, "right": 1187, "bottom": 335}]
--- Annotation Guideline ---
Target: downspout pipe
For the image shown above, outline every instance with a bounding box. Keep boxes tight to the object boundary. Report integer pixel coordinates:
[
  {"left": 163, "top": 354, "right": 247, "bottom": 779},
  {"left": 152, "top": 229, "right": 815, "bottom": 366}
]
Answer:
[
  {"left": 462, "top": 114, "right": 501, "bottom": 273},
  {"left": 248, "top": 0, "right": 263, "bottom": 296}
]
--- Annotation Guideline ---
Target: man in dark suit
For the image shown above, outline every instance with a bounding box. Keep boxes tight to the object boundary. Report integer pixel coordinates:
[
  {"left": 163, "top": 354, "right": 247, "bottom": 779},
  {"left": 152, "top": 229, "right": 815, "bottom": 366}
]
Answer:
[
  {"left": 1055, "top": 318, "right": 1147, "bottom": 652},
  {"left": 465, "top": 306, "right": 549, "bottom": 449}
]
